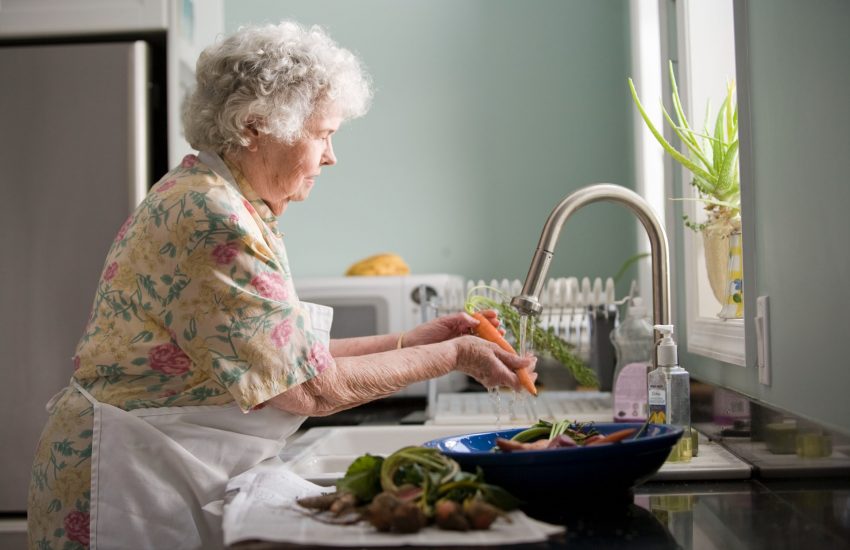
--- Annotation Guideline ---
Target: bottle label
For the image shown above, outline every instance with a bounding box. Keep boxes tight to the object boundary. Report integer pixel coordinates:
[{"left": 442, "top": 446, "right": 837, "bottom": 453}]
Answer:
[
  {"left": 613, "top": 363, "right": 648, "bottom": 422},
  {"left": 648, "top": 383, "right": 667, "bottom": 424}
]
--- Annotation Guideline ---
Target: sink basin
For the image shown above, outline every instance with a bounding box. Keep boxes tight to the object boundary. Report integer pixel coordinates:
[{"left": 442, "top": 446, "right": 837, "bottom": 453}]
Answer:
[{"left": 280, "top": 424, "right": 511, "bottom": 485}]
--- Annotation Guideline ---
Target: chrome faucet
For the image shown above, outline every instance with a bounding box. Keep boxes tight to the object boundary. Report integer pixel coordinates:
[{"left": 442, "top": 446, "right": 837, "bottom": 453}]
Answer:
[{"left": 510, "top": 183, "right": 670, "bottom": 366}]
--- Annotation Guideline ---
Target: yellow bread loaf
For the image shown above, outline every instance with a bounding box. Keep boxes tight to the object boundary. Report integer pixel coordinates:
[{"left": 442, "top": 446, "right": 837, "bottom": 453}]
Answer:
[{"left": 345, "top": 253, "right": 410, "bottom": 276}]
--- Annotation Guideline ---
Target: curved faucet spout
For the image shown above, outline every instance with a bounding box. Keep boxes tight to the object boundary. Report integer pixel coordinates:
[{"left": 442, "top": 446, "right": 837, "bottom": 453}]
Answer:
[{"left": 510, "top": 183, "right": 670, "bottom": 349}]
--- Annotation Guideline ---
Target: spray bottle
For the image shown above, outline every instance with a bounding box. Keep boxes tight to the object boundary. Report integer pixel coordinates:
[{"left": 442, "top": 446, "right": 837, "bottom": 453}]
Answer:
[{"left": 647, "top": 324, "right": 692, "bottom": 462}]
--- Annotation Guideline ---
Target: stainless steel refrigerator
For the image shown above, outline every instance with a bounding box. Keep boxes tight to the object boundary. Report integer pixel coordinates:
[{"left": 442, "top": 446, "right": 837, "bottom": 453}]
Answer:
[{"left": 0, "top": 40, "right": 163, "bottom": 525}]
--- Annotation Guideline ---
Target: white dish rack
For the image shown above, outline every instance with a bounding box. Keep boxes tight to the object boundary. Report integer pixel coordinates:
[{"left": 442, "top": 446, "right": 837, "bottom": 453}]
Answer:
[
  {"left": 429, "top": 276, "right": 620, "bottom": 363},
  {"left": 418, "top": 276, "right": 625, "bottom": 423}
]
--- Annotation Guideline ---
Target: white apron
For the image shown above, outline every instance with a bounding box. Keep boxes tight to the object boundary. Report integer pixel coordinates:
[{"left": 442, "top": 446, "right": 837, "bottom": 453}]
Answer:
[{"left": 72, "top": 301, "right": 332, "bottom": 550}]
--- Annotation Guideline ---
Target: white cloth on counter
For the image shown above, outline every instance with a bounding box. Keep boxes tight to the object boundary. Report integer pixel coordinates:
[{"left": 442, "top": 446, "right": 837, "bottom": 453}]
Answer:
[{"left": 222, "top": 460, "right": 564, "bottom": 547}]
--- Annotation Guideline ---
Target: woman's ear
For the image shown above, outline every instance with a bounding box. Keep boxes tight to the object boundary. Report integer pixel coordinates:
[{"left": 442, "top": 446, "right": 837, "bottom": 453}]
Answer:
[{"left": 243, "top": 118, "right": 261, "bottom": 152}]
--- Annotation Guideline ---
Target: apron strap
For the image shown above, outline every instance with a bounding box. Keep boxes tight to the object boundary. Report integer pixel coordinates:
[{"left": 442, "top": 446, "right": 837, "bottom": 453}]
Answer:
[{"left": 72, "top": 380, "right": 99, "bottom": 406}]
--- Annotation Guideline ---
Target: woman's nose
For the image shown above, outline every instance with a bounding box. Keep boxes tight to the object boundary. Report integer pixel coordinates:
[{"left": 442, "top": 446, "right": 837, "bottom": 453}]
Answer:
[{"left": 321, "top": 139, "right": 337, "bottom": 166}]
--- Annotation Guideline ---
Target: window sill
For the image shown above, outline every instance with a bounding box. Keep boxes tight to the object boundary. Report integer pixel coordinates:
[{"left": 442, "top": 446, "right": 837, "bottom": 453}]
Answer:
[{"left": 687, "top": 316, "right": 746, "bottom": 366}]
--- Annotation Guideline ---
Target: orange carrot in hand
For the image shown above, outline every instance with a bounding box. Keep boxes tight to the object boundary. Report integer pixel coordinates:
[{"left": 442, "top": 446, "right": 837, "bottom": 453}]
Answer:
[{"left": 470, "top": 312, "right": 537, "bottom": 396}]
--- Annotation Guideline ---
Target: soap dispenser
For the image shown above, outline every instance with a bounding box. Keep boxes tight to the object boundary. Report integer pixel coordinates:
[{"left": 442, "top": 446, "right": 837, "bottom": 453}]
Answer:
[{"left": 647, "top": 324, "right": 692, "bottom": 462}]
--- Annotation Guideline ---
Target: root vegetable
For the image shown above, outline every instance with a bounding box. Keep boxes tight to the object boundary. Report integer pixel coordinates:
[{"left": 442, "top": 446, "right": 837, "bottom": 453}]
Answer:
[
  {"left": 434, "top": 499, "right": 470, "bottom": 531},
  {"left": 583, "top": 434, "right": 605, "bottom": 445},
  {"left": 464, "top": 498, "right": 501, "bottom": 530},
  {"left": 366, "top": 492, "right": 400, "bottom": 532},
  {"left": 586, "top": 428, "right": 638, "bottom": 446},
  {"left": 391, "top": 501, "right": 427, "bottom": 533},
  {"left": 547, "top": 434, "right": 578, "bottom": 448},
  {"left": 495, "top": 437, "right": 551, "bottom": 452},
  {"left": 469, "top": 311, "right": 538, "bottom": 396},
  {"left": 329, "top": 492, "right": 357, "bottom": 516},
  {"left": 393, "top": 484, "right": 424, "bottom": 502},
  {"left": 296, "top": 492, "right": 339, "bottom": 511}
]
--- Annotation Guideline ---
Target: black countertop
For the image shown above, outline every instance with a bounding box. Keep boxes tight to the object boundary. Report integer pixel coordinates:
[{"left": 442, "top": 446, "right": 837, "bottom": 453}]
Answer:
[{"left": 548, "top": 478, "right": 850, "bottom": 549}]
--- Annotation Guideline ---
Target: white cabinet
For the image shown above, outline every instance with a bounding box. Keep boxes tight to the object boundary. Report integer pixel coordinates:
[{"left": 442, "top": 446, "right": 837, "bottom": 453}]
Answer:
[
  {"left": 0, "top": 0, "right": 223, "bottom": 166},
  {"left": 0, "top": 0, "right": 168, "bottom": 37}
]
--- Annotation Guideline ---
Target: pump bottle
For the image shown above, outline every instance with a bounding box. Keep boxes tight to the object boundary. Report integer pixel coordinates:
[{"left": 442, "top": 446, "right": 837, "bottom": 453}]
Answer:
[{"left": 647, "top": 324, "right": 692, "bottom": 462}]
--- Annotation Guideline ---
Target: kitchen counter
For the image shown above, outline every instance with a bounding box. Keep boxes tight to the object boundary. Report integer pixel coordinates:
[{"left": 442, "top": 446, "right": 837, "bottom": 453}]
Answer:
[
  {"left": 230, "top": 478, "right": 850, "bottom": 549},
  {"left": 229, "top": 384, "right": 850, "bottom": 549}
]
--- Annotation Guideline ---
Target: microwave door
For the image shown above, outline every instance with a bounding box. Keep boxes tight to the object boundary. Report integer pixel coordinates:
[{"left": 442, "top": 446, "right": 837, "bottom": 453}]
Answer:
[{"left": 309, "top": 296, "right": 391, "bottom": 338}]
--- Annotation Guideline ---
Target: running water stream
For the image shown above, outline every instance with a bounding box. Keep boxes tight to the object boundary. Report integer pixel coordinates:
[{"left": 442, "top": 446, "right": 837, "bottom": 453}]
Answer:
[{"left": 486, "top": 313, "right": 536, "bottom": 430}]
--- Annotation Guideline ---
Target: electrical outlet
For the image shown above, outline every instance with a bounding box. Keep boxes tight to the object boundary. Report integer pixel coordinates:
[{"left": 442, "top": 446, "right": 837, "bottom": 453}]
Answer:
[{"left": 755, "top": 295, "right": 770, "bottom": 385}]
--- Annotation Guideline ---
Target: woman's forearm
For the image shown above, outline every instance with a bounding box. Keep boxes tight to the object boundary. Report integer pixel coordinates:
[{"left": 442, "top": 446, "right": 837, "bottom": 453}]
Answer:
[
  {"left": 329, "top": 332, "right": 403, "bottom": 357},
  {"left": 269, "top": 341, "right": 455, "bottom": 416}
]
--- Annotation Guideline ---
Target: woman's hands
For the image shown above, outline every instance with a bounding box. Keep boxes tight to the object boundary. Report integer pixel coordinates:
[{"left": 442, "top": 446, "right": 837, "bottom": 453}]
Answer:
[
  {"left": 452, "top": 335, "right": 538, "bottom": 393},
  {"left": 402, "top": 310, "right": 503, "bottom": 348},
  {"left": 402, "top": 309, "right": 536, "bottom": 393}
]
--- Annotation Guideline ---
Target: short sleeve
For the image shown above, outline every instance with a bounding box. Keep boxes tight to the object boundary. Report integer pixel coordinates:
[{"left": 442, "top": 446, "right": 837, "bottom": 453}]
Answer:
[{"left": 164, "top": 187, "right": 330, "bottom": 411}]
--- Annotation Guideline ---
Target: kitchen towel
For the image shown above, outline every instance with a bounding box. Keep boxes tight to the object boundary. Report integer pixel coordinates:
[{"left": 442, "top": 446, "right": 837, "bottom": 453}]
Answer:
[{"left": 221, "top": 460, "right": 564, "bottom": 547}]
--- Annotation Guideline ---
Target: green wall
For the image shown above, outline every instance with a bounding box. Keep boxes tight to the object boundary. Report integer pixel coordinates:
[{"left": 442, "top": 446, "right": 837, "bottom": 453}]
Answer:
[
  {"left": 223, "top": 0, "right": 637, "bottom": 284},
  {"left": 679, "top": 0, "right": 850, "bottom": 435}
]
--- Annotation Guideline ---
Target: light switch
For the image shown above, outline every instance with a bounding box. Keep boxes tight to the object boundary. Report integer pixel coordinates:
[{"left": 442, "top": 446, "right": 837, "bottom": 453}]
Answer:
[{"left": 755, "top": 295, "right": 770, "bottom": 385}]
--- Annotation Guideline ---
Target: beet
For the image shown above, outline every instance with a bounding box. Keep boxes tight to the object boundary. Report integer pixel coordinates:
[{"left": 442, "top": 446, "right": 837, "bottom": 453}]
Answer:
[
  {"left": 464, "top": 498, "right": 500, "bottom": 530},
  {"left": 434, "top": 499, "right": 470, "bottom": 531},
  {"left": 391, "top": 501, "right": 427, "bottom": 533},
  {"left": 366, "top": 492, "right": 400, "bottom": 532}
]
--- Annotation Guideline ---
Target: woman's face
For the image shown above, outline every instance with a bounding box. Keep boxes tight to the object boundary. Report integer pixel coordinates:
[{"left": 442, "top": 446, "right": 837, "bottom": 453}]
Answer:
[{"left": 238, "top": 109, "right": 342, "bottom": 215}]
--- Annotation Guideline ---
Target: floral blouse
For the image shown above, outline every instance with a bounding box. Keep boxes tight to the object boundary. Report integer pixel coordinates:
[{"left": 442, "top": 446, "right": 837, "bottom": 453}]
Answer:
[
  {"left": 28, "top": 153, "right": 330, "bottom": 549},
  {"left": 73, "top": 152, "right": 330, "bottom": 410}
]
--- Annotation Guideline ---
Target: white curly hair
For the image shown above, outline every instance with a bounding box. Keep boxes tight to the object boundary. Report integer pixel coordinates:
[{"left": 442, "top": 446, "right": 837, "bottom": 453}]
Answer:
[{"left": 182, "top": 21, "right": 373, "bottom": 152}]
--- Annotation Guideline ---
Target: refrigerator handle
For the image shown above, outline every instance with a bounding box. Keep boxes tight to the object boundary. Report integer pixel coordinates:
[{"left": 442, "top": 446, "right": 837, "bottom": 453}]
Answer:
[{"left": 128, "top": 41, "right": 150, "bottom": 212}]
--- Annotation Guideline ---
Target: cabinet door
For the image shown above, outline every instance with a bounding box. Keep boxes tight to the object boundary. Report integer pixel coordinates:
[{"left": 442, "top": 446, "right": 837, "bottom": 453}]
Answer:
[{"left": 0, "top": 0, "right": 167, "bottom": 37}]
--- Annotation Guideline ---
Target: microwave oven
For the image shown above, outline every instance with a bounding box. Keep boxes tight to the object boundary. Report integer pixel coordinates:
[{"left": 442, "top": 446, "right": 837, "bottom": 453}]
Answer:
[{"left": 293, "top": 273, "right": 468, "bottom": 396}]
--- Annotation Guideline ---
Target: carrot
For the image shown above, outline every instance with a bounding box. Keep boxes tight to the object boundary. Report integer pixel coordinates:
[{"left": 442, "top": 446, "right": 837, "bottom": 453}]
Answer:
[
  {"left": 585, "top": 428, "right": 637, "bottom": 446},
  {"left": 470, "top": 312, "right": 537, "bottom": 396},
  {"left": 494, "top": 437, "right": 550, "bottom": 452}
]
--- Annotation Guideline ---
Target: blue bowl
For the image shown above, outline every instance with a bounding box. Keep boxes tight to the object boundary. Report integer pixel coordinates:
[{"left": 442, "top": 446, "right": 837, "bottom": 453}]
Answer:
[{"left": 423, "top": 423, "right": 683, "bottom": 504}]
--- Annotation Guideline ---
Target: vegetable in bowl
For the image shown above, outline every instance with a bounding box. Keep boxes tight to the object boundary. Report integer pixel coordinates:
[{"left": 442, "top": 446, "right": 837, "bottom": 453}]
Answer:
[
  {"left": 423, "top": 422, "right": 683, "bottom": 504},
  {"left": 493, "top": 419, "right": 645, "bottom": 452}
]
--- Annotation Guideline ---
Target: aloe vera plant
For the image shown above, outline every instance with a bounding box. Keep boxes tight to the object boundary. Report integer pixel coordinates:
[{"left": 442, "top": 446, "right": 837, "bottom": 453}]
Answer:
[{"left": 629, "top": 61, "right": 740, "bottom": 231}]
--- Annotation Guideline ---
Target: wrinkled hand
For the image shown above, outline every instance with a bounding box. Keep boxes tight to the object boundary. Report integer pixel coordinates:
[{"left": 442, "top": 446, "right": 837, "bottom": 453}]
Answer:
[
  {"left": 403, "top": 310, "right": 504, "bottom": 348},
  {"left": 452, "top": 335, "right": 537, "bottom": 392}
]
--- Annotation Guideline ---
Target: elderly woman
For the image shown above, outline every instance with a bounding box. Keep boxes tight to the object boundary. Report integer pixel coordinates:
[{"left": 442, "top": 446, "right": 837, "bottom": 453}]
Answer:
[{"left": 27, "top": 21, "right": 535, "bottom": 550}]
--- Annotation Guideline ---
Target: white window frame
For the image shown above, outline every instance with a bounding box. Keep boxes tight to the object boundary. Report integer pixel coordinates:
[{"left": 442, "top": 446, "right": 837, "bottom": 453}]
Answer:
[
  {"left": 677, "top": 0, "right": 745, "bottom": 366},
  {"left": 632, "top": 0, "right": 745, "bottom": 366}
]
